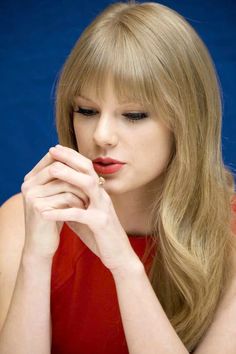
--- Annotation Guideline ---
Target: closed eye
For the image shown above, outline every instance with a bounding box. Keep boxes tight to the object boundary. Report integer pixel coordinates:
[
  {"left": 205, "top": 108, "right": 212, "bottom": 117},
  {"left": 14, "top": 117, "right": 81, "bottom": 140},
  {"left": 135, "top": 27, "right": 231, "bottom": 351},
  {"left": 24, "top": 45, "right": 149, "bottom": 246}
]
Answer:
[
  {"left": 73, "top": 107, "right": 149, "bottom": 123},
  {"left": 74, "top": 107, "right": 97, "bottom": 116},
  {"left": 124, "top": 112, "right": 149, "bottom": 121}
]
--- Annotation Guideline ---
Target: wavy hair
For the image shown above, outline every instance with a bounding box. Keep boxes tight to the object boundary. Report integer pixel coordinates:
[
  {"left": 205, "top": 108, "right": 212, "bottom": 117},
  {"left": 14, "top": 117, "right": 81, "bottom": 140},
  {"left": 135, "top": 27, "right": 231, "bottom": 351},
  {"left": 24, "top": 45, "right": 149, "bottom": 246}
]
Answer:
[{"left": 55, "top": 1, "right": 236, "bottom": 351}]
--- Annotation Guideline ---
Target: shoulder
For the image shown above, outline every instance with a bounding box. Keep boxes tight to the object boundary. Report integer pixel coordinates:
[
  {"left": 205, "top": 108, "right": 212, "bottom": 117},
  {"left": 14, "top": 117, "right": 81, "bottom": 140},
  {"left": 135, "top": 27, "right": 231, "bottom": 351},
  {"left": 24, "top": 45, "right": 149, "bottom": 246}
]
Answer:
[
  {"left": 0, "top": 193, "right": 24, "bottom": 217},
  {"left": 0, "top": 192, "right": 25, "bottom": 227},
  {"left": 0, "top": 193, "right": 25, "bottom": 252},
  {"left": 1, "top": 192, "right": 24, "bottom": 212}
]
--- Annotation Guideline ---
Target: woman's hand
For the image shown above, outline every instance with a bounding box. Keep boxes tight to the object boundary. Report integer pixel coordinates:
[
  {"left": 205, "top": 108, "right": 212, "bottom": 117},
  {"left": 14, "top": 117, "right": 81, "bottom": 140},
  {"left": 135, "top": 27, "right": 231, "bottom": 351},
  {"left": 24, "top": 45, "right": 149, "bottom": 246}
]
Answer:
[
  {"left": 40, "top": 144, "right": 140, "bottom": 274},
  {"left": 21, "top": 148, "right": 89, "bottom": 260}
]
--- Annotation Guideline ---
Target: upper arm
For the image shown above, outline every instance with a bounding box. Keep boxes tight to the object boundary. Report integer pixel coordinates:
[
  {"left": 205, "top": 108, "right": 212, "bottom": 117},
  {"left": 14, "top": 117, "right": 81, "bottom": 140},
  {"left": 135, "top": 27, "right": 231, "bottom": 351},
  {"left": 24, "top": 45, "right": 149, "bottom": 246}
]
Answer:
[{"left": 0, "top": 193, "right": 25, "bottom": 332}]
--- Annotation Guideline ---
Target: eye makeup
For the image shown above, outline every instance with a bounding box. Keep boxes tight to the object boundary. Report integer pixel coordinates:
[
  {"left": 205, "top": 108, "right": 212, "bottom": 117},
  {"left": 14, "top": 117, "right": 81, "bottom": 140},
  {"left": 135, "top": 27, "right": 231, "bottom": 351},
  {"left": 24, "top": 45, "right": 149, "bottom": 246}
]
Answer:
[{"left": 73, "top": 107, "right": 149, "bottom": 123}]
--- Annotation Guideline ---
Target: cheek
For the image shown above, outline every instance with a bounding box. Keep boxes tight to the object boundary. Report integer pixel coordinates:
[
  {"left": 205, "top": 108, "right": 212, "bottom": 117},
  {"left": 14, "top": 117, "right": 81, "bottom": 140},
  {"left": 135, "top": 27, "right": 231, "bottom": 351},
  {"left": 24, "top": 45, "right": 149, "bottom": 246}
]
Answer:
[
  {"left": 73, "top": 126, "right": 80, "bottom": 145},
  {"left": 73, "top": 120, "right": 88, "bottom": 148},
  {"left": 143, "top": 130, "right": 174, "bottom": 167}
]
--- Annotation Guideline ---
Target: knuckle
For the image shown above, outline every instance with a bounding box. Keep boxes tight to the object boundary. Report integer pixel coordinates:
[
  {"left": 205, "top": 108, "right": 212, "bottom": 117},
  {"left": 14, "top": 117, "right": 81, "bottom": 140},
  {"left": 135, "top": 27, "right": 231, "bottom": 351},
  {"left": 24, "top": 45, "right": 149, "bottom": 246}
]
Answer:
[
  {"left": 52, "top": 161, "right": 62, "bottom": 169},
  {"left": 23, "top": 173, "right": 30, "bottom": 182},
  {"left": 49, "top": 162, "right": 63, "bottom": 175},
  {"left": 33, "top": 201, "right": 43, "bottom": 213},
  {"left": 21, "top": 181, "right": 27, "bottom": 194},
  {"left": 21, "top": 181, "right": 31, "bottom": 195},
  {"left": 65, "top": 192, "right": 75, "bottom": 205},
  {"left": 24, "top": 190, "right": 35, "bottom": 203},
  {"left": 54, "top": 161, "right": 63, "bottom": 168},
  {"left": 85, "top": 177, "right": 96, "bottom": 190},
  {"left": 23, "top": 170, "right": 33, "bottom": 182},
  {"left": 21, "top": 184, "right": 38, "bottom": 204}
]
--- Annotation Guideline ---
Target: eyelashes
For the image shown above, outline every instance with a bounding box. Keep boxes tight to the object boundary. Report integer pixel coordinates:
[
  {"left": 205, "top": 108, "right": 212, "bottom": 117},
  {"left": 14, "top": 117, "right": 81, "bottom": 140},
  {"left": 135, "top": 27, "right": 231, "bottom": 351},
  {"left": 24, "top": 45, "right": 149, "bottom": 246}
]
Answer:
[
  {"left": 125, "top": 112, "right": 149, "bottom": 121},
  {"left": 73, "top": 107, "right": 149, "bottom": 123}
]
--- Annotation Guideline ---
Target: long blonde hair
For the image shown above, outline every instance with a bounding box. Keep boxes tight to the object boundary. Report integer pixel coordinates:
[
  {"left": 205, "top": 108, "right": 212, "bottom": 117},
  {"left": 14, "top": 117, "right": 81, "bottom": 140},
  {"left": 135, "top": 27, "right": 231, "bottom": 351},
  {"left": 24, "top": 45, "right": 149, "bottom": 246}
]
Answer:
[{"left": 55, "top": 1, "right": 236, "bottom": 351}]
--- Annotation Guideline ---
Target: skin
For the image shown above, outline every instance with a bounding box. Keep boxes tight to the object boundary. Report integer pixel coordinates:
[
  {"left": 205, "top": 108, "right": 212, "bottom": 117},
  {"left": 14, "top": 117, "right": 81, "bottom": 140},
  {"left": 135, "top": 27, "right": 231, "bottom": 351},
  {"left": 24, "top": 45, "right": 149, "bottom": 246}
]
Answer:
[
  {"left": 1, "top": 79, "right": 235, "bottom": 354},
  {"left": 73, "top": 78, "right": 174, "bottom": 236},
  {"left": 17, "top": 77, "right": 174, "bottom": 272}
]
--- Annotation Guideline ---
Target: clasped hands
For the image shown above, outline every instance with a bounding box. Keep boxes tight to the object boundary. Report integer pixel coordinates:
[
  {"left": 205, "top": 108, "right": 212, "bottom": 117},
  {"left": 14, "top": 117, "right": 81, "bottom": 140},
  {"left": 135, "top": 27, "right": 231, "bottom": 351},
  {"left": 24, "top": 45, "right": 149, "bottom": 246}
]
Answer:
[{"left": 21, "top": 144, "right": 140, "bottom": 275}]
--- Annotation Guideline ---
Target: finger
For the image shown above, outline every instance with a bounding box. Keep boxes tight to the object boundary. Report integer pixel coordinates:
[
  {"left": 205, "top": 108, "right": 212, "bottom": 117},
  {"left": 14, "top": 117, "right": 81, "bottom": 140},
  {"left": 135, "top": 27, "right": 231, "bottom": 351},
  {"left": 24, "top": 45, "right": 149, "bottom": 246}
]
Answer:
[
  {"left": 32, "top": 180, "right": 90, "bottom": 208},
  {"left": 42, "top": 208, "right": 106, "bottom": 233},
  {"left": 23, "top": 162, "right": 57, "bottom": 186},
  {"left": 42, "top": 207, "right": 91, "bottom": 224},
  {"left": 35, "top": 193, "right": 86, "bottom": 213},
  {"left": 49, "top": 145, "right": 97, "bottom": 177},
  {"left": 24, "top": 161, "right": 77, "bottom": 186},
  {"left": 49, "top": 162, "right": 100, "bottom": 200},
  {"left": 24, "top": 151, "right": 55, "bottom": 181}
]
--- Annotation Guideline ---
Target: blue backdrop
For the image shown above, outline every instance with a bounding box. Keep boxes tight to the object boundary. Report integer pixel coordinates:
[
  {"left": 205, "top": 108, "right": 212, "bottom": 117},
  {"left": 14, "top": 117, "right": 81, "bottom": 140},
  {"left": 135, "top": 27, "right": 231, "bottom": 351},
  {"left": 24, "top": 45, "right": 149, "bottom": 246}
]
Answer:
[{"left": 0, "top": 0, "right": 235, "bottom": 205}]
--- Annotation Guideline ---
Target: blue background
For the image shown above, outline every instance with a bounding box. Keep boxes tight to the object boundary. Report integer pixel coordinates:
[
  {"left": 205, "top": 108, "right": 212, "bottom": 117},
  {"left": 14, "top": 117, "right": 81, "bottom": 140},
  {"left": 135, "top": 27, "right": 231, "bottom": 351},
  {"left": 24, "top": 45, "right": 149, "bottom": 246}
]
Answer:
[{"left": 0, "top": 0, "right": 235, "bottom": 205}]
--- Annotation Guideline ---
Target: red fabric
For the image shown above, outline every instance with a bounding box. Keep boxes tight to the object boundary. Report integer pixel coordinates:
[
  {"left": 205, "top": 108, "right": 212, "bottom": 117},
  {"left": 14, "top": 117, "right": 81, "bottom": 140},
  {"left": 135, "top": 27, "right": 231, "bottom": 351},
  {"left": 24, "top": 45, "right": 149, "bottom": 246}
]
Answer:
[
  {"left": 50, "top": 198, "right": 236, "bottom": 354},
  {"left": 50, "top": 223, "right": 155, "bottom": 354}
]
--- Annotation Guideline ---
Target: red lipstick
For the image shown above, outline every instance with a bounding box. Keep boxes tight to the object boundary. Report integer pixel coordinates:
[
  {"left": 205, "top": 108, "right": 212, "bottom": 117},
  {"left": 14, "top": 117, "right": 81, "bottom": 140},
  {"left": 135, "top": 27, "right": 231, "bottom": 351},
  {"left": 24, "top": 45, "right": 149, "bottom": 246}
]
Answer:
[{"left": 92, "top": 157, "right": 125, "bottom": 175}]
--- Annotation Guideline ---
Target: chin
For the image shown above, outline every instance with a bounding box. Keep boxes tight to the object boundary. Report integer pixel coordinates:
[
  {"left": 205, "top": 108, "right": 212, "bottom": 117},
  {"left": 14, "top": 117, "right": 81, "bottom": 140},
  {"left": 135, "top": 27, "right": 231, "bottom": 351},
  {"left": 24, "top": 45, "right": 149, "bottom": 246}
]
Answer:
[{"left": 103, "top": 180, "right": 127, "bottom": 194}]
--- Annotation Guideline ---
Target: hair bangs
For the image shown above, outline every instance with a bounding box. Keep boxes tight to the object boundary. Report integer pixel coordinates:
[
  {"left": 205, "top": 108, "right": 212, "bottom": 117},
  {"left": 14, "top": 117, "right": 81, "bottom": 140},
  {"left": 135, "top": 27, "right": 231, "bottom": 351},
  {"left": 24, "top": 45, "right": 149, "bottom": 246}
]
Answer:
[{"left": 70, "top": 22, "right": 165, "bottom": 114}]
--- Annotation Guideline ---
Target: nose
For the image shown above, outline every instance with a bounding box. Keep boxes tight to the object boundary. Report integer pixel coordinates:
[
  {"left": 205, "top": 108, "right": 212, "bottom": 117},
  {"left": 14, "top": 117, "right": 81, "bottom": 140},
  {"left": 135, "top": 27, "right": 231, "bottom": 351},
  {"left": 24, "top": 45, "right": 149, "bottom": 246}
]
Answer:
[{"left": 93, "top": 113, "right": 118, "bottom": 147}]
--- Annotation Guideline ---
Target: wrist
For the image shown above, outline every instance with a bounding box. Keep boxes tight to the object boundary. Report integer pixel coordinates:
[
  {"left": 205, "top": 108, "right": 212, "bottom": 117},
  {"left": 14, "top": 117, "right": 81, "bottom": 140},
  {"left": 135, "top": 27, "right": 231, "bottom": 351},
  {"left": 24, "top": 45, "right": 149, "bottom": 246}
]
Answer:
[
  {"left": 18, "top": 252, "right": 53, "bottom": 289},
  {"left": 21, "top": 251, "right": 54, "bottom": 269},
  {"left": 111, "top": 254, "right": 145, "bottom": 281}
]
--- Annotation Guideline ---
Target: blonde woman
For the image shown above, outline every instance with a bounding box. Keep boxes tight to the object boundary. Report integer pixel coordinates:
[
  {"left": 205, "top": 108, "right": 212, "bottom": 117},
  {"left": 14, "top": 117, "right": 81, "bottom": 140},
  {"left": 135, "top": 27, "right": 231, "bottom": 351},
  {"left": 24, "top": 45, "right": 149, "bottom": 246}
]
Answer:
[{"left": 0, "top": 1, "right": 236, "bottom": 353}]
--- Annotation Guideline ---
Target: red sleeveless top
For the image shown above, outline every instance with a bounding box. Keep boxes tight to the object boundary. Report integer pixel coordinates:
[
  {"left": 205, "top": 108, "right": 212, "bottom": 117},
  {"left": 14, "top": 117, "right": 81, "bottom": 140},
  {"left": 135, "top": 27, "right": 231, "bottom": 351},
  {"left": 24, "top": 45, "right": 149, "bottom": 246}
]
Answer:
[
  {"left": 50, "top": 197, "right": 236, "bottom": 354},
  {"left": 50, "top": 223, "right": 155, "bottom": 354}
]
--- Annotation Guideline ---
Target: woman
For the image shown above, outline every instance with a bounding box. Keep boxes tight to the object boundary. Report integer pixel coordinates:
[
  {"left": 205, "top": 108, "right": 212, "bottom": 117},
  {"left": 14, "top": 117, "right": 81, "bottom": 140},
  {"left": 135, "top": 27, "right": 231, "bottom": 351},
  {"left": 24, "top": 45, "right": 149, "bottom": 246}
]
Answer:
[{"left": 0, "top": 1, "right": 236, "bottom": 353}]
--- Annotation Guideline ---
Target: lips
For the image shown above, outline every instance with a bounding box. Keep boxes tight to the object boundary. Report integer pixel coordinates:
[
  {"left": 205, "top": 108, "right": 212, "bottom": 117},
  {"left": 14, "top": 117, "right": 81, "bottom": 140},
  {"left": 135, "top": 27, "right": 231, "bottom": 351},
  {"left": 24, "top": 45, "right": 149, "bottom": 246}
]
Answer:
[
  {"left": 92, "top": 157, "right": 125, "bottom": 164},
  {"left": 92, "top": 157, "right": 125, "bottom": 175}
]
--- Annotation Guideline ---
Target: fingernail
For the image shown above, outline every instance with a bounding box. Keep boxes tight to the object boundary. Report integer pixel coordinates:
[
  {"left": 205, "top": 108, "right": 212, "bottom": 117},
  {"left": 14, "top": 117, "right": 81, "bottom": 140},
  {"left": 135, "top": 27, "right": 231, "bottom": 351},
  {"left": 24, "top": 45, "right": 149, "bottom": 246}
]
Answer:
[{"left": 55, "top": 144, "right": 63, "bottom": 149}]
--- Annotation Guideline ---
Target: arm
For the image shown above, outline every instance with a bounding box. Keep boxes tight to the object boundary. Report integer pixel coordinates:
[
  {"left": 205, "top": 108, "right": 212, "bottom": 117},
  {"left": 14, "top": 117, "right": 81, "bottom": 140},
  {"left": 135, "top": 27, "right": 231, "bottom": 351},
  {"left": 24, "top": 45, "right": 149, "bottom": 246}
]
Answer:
[
  {"left": 191, "top": 203, "right": 236, "bottom": 353},
  {"left": 0, "top": 148, "right": 92, "bottom": 353},
  {"left": 0, "top": 194, "right": 52, "bottom": 354},
  {"left": 113, "top": 200, "right": 236, "bottom": 354},
  {"left": 192, "top": 231, "right": 236, "bottom": 354},
  {"left": 113, "top": 246, "right": 236, "bottom": 354},
  {"left": 42, "top": 145, "right": 189, "bottom": 354},
  {"left": 112, "top": 261, "right": 189, "bottom": 354},
  {"left": 193, "top": 277, "right": 236, "bottom": 354},
  {"left": 0, "top": 254, "right": 52, "bottom": 354}
]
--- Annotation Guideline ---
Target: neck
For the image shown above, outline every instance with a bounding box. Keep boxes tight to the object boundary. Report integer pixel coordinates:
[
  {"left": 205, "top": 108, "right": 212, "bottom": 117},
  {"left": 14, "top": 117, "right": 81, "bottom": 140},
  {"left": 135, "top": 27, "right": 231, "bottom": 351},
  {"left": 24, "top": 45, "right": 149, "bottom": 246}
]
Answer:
[{"left": 109, "top": 184, "right": 162, "bottom": 237}]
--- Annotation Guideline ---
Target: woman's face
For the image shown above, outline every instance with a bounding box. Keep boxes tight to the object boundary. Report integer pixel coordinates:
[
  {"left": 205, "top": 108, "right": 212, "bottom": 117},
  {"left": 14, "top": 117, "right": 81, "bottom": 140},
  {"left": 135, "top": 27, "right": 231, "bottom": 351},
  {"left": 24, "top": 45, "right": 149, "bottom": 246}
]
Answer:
[{"left": 73, "top": 80, "right": 174, "bottom": 196}]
